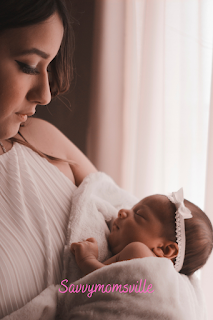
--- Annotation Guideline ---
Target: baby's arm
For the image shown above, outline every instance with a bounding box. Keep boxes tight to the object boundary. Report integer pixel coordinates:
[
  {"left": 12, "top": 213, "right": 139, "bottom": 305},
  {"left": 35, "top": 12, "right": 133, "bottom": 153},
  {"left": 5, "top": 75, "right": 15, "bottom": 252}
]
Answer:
[
  {"left": 71, "top": 239, "right": 155, "bottom": 275},
  {"left": 113, "top": 242, "right": 156, "bottom": 263}
]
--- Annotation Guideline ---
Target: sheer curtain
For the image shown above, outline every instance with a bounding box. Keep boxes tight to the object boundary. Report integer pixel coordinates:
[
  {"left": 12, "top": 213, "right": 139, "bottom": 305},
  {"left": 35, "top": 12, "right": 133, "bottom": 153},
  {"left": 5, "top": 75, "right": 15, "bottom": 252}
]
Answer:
[
  {"left": 87, "top": 0, "right": 213, "bottom": 317},
  {"left": 121, "top": 0, "right": 212, "bottom": 206}
]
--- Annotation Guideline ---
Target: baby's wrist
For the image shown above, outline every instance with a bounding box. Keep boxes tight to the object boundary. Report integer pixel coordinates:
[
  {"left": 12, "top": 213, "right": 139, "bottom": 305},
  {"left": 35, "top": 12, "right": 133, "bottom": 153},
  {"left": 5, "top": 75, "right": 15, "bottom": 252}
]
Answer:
[
  {"left": 79, "top": 257, "right": 104, "bottom": 275},
  {"left": 77, "top": 255, "right": 97, "bottom": 269},
  {"left": 82, "top": 255, "right": 97, "bottom": 263}
]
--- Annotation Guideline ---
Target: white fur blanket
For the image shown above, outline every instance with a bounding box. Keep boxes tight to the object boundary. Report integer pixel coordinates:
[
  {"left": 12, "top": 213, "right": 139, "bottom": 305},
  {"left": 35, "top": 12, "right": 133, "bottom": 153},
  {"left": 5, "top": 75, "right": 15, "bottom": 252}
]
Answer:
[
  {"left": 57, "top": 257, "right": 207, "bottom": 320},
  {"left": 2, "top": 172, "right": 207, "bottom": 320}
]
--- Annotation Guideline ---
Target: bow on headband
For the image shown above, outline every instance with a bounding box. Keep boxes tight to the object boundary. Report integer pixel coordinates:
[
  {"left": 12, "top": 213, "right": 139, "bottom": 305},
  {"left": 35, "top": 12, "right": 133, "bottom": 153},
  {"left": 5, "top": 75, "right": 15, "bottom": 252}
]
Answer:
[
  {"left": 168, "top": 188, "right": 192, "bottom": 219},
  {"left": 166, "top": 188, "right": 192, "bottom": 272}
]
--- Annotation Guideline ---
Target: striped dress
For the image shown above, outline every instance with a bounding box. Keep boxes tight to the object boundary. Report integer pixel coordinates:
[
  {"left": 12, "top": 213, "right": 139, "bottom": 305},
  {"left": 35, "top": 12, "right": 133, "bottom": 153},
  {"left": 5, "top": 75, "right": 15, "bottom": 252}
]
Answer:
[{"left": 0, "top": 143, "right": 76, "bottom": 318}]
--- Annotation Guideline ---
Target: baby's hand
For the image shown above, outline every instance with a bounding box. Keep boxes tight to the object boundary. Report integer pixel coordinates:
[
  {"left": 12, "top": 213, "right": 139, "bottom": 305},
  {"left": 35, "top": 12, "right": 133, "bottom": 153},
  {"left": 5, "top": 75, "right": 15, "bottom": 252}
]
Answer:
[{"left": 71, "top": 238, "right": 98, "bottom": 269}]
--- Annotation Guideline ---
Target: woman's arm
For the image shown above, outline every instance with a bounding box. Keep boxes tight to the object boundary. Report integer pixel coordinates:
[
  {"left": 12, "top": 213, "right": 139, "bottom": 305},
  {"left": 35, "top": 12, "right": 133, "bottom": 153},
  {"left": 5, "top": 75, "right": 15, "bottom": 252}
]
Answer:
[{"left": 17, "top": 118, "right": 97, "bottom": 185}]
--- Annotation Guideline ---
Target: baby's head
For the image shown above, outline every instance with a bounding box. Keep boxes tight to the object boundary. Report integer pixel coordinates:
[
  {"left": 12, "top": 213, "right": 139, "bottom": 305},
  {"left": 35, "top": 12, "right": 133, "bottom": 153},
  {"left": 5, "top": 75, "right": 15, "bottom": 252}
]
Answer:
[
  {"left": 178, "top": 199, "right": 213, "bottom": 275},
  {"left": 108, "top": 193, "right": 213, "bottom": 275}
]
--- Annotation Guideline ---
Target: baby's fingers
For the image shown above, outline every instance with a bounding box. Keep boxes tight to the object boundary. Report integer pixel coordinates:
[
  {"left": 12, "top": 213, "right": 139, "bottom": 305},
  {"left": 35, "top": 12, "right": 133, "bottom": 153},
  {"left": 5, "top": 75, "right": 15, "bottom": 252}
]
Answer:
[
  {"left": 86, "top": 237, "right": 97, "bottom": 244},
  {"left": 71, "top": 242, "right": 79, "bottom": 254}
]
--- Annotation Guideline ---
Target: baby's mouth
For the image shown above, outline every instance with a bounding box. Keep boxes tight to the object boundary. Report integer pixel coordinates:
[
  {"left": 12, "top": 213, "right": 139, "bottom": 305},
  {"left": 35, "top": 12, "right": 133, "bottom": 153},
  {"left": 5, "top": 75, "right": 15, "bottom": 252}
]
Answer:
[{"left": 113, "top": 221, "right": 119, "bottom": 230}]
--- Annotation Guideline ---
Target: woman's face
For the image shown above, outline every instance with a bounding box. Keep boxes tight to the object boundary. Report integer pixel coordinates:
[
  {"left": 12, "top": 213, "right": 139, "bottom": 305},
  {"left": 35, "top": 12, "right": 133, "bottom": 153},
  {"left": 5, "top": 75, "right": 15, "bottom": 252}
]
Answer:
[{"left": 0, "top": 12, "right": 64, "bottom": 140}]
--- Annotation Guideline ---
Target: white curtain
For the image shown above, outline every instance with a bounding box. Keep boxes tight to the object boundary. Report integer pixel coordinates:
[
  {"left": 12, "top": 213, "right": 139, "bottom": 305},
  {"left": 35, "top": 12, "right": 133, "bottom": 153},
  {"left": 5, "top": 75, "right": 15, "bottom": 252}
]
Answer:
[
  {"left": 87, "top": 0, "right": 213, "bottom": 317},
  {"left": 121, "top": 0, "right": 212, "bottom": 207}
]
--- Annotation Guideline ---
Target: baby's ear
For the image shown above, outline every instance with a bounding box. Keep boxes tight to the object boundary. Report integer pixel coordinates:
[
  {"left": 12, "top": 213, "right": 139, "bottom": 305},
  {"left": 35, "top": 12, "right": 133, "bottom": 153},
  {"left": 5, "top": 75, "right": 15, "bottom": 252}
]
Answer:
[{"left": 153, "top": 242, "right": 178, "bottom": 260}]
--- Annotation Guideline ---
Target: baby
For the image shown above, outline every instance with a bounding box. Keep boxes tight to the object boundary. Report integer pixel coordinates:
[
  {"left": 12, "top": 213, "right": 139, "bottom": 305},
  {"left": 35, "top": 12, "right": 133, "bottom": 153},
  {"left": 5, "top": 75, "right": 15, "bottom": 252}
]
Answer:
[{"left": 71, "top": 189, "right": 213, "bottom": 276}]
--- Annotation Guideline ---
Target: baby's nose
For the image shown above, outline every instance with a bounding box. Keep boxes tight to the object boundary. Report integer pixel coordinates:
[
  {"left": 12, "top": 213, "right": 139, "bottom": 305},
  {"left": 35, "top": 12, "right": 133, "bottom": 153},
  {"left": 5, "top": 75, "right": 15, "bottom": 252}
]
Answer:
[{"left": 118, "top": 209, "right": 128, "bottom": 219}]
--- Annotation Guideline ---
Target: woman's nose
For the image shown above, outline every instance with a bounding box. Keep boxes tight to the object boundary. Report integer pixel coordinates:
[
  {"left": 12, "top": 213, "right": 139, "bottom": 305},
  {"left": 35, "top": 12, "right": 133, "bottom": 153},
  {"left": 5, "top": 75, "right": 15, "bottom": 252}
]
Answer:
[
  {"left": 118, "top": 209, "right": 128, "bottom": 219},
  {"left": 27, "top": 72, "right": 51, "bottom": 106}
]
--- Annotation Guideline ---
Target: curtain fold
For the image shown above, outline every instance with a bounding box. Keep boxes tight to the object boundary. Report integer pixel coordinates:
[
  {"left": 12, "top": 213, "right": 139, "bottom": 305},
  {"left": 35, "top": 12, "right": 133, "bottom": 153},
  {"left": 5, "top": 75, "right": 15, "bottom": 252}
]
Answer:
[
  {"left": 203, "top": 43, "right": 213, "bottom": 319},
  {"left": 87, "top": 0, "right": 125, "bottom": 184},
  {"left": 121, "top": 0, "right": 166, "bottom": 197},
  {"left": 87, "top": 1, "right": 213, "bottom": 316}
]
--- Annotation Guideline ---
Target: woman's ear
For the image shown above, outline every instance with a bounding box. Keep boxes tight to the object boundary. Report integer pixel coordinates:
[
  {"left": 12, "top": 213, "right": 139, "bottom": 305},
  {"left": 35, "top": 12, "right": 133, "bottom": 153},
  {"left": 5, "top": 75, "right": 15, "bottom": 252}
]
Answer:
[{"left": 152, "top": 241, "right": 178, "bottom": 260}]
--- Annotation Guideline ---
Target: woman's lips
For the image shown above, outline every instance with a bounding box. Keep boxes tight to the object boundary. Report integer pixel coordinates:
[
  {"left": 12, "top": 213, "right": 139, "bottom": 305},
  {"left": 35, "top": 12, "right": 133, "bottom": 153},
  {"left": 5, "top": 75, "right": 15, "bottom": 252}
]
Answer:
[
  {"left": 16, "top": 113, "right": 28, "bottom": 122},
  {"left": 15, "top": 109, "right": 35, "bottom": 122}
]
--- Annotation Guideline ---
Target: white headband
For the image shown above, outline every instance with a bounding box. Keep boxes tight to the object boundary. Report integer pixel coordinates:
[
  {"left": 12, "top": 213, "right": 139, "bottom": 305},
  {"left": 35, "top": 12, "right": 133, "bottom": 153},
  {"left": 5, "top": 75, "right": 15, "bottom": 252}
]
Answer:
[{"left": 166, "top": 188, "right": 192, "bottom": 272}]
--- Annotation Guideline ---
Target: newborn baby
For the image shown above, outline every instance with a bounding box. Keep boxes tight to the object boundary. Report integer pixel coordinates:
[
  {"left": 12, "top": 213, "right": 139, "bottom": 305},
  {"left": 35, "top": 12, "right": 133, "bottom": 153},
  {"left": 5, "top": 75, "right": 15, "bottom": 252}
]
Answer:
[
  {"left": 71, "top": 195, "right": 178, "bottom": 275},
  {"left": 71, "top": 190, "right": 213, "bottom": 276}
]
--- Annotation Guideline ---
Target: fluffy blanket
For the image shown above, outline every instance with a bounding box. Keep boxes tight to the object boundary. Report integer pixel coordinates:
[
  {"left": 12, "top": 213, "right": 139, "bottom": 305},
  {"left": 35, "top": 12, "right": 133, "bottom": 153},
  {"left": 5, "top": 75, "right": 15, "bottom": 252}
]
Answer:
[
  {"left": 2, "top": 172, "right": 207, "bottom": 320},
  {"left": 57, "top": 257, "right": 206, "bottom": 320}
]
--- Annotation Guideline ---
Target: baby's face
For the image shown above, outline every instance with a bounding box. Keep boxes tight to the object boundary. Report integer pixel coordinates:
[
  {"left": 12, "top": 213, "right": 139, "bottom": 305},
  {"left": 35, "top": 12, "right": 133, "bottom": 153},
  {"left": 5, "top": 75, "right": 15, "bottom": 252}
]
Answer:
[{"left": 108, "top": 195, "right": 166, "bottom": 254}]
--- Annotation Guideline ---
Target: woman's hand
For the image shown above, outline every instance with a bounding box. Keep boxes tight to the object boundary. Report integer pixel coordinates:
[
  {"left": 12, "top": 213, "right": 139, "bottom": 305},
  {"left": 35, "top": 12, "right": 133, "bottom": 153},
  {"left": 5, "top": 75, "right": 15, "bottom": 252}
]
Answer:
[{"left": 71, "top": 238, "right": 99, "bottom": 271}]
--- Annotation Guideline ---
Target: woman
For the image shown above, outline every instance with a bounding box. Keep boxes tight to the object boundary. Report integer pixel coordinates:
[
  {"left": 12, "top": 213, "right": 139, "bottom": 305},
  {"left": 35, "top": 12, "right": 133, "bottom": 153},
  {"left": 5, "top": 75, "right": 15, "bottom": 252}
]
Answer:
[{"left": 0, "top": 0, "right": 97, "bottom": 317}]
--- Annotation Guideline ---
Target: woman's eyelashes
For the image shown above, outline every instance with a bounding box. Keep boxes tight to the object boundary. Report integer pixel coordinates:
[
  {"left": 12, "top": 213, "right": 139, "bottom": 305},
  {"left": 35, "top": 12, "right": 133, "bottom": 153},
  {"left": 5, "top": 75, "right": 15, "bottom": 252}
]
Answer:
[
  {"left": 15, "top": 60, "right": 39, "bottom": 75},
  {"left": 15, "top": 60, "right": 51, "bottom": 76}
]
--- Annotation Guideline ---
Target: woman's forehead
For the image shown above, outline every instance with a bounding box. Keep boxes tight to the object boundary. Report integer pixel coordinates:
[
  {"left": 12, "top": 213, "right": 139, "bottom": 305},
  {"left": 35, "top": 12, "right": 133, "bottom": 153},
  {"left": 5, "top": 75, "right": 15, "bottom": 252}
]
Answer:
[{"left": 0, "top": 13, "right": 64, "bottom": 59}]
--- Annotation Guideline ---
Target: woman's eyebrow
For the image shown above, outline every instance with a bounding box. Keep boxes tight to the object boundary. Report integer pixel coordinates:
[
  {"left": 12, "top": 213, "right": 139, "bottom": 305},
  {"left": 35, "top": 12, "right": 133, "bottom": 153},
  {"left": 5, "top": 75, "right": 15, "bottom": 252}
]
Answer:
[{"left": 17, "top": 48, "right": 50, "bottom": 59}]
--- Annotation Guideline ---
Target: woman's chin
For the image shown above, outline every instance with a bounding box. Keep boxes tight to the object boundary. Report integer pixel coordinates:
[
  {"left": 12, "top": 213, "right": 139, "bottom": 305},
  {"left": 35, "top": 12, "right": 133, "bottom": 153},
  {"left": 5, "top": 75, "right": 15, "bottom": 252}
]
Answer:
[{"left": 0, "top": 128, "right": 18, "bottom": 140}]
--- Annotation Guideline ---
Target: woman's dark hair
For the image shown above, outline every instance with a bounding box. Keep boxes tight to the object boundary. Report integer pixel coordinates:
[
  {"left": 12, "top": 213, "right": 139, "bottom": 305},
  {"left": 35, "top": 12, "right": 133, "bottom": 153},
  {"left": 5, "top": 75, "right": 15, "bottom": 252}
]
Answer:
[
  {"left": 0, "top": 0, "right": 74, "bottom": 97},
  {"left": 159, "top": 197, "right": 213, "bottom": 276},
  {"left": 1, "top": 0, "right": 75, "bottom": 163}
]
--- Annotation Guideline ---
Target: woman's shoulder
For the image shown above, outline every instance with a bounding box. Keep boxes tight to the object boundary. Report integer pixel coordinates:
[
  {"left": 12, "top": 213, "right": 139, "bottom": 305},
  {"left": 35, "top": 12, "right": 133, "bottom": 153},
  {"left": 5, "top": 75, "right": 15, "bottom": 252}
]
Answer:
[
  {"left": 18, "top": 118, "right": 69, "bottom": 159},
  {"left": 18, "top": 117, "right": 97, "bottom": 185}
]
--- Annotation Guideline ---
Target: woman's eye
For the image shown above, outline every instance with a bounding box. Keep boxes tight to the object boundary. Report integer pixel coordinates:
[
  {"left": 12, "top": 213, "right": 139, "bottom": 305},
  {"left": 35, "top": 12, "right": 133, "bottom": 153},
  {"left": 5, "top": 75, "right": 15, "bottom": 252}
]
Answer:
[{"left": 15, "top": 60, "right": 39, "bottom": 75}]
